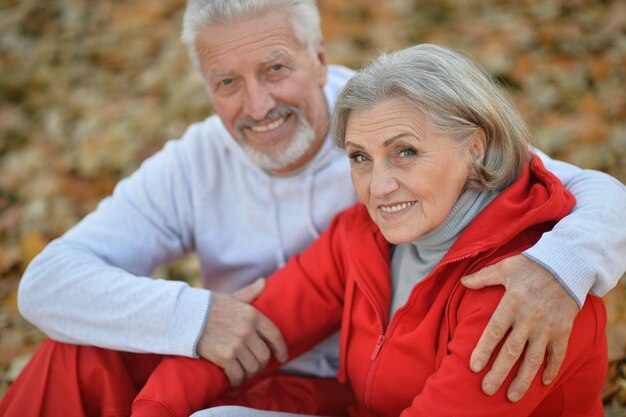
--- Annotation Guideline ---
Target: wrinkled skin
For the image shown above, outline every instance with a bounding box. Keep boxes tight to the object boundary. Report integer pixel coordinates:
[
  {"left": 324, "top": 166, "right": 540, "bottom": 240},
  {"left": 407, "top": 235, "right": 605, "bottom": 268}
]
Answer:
[
  {"left": 462, "top": 254, "right": 579, "bottom": 402},
  {"left": 196, "top": 278, "right": 288, "bottom": 386}
]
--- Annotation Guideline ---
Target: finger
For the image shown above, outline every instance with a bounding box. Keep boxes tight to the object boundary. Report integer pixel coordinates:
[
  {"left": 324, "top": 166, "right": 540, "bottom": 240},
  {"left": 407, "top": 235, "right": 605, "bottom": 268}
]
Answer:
[
  {"left": 481, "top": 327, "right": 528, "bottom": 396},
  {"left": 222, "top": 358, "right": 246, "bottom": 387},
  {"left": 234, "top": 346, "right": 263, "bottom": 379},
  {"left": 542, "top": 336, "right": 568, "bottom": 385},
  {"left": 247, "top": 333, "right": 272, "bottom": 368},
  {"left": 233, "top": 278, "right": 267, "bottom": 303},
  {"left": 461, "top": 264, "right": 504, "bottom": 289},
  {"left": 506, "top": 337, "right": 548, "bottom": 402},
  {"left": 206, "top": 335, "right": 249, "bottom": 386},
  {"left": 256, "top": 314, "right": 288, "bottom": 363},
  {"left": 470, "top": 304, "right": 514, "bottom": 373}
]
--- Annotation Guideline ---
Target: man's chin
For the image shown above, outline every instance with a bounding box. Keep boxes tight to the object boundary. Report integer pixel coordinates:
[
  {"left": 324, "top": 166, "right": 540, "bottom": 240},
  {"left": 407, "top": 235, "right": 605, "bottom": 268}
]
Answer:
[
  {"left": 239, "top": 123, "right": 316, "bottom": 171},
  {"left": 249, "top": 139, "right": 292, "bottom": 153},
  {"left": 242, "top": 147, "right": 295, "bottom": 171}
]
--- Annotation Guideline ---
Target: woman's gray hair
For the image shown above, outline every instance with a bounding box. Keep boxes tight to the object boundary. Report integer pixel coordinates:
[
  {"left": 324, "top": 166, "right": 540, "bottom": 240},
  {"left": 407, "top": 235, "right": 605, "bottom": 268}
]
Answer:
[
  {"left": 182, "top": 0, "right": 322, "bottom": 69},
  {"left": 331, "top": 43, "right": 533, "bottom": 191}
]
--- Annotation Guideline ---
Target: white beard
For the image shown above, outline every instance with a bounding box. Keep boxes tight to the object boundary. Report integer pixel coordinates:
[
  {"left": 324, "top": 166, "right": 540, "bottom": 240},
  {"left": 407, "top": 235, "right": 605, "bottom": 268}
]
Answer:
[
  {"left": 241, "top": 123, "right": 315, "bottom": 171},
  {"left": 237, "top": 107, "right": 317, "bottom": 171}
]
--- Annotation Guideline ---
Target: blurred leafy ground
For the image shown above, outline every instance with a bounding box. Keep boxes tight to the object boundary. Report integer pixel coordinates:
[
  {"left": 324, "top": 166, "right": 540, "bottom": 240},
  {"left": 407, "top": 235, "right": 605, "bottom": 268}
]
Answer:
[{"left": 1, "top": 0, "right": 625, "bottom": 412}]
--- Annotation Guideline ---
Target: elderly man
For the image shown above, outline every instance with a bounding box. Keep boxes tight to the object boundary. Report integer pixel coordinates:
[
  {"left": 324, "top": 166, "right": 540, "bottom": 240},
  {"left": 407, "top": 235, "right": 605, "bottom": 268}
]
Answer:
[{"left": 2, "top": 0, "right": 625, "bottom": 416}]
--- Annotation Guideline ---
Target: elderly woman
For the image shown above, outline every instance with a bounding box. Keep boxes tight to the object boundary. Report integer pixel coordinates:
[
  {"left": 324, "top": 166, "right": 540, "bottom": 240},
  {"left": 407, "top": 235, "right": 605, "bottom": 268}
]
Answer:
[{"left": 131, "top": 44, "right": 606, "bottom": 417}]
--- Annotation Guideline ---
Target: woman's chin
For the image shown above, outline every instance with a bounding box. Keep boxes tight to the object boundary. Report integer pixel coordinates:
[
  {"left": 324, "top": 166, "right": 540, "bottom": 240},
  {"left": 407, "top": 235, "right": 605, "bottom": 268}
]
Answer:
[{"left": 380, "top": 229, "right": 419, "bottom": 245}]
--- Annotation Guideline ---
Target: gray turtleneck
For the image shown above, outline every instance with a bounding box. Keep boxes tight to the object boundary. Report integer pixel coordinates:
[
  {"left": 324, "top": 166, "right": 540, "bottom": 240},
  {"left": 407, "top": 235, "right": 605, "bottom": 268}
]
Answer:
[{"left": 389, "top": 189, "right": 499, "bottom": 318}]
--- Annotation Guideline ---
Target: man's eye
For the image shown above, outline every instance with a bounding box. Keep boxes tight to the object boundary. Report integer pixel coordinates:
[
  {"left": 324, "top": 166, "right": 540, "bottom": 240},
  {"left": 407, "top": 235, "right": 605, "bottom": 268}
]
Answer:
[
  {"left": 220, "top": 79, "right": 233, "bottom": 86},
  {"left": 270, "top": 64, "right": 284, "bottom": 72}
]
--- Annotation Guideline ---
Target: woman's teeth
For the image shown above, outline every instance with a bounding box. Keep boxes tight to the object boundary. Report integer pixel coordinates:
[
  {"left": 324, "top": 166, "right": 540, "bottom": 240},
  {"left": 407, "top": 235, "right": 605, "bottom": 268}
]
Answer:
[{"left": 380, "top": 201, "right": 415, "bottom": 213}]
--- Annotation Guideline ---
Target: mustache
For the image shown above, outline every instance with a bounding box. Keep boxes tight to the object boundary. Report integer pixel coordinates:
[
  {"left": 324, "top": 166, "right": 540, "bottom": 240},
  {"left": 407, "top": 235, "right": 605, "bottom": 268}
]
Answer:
[{"left": 235, "top": 105, "right": 298, "bottom": 131}]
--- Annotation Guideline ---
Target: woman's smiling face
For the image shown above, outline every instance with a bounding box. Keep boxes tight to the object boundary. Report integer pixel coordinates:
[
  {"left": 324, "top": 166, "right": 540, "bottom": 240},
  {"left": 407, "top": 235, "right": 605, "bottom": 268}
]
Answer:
[{"left": 345, "top": 97, "right": 482, "bottom": 244}]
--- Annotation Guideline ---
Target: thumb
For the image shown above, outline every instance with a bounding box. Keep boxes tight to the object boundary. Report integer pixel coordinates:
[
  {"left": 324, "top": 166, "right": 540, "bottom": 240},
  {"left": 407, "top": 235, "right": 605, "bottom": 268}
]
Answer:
[
  {"left": 461, "top": 263, "right": 504, "bottom": 289},
  {"left": 233, "top": 277, "right": 266, "bottom": 303}
]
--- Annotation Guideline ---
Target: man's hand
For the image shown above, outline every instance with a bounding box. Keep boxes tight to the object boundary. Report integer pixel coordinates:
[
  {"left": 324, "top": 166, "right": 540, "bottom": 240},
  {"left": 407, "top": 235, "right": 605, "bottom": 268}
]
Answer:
[
  {"left": 197, "top": 278, "right": 288, "bottom": 387},
  {"left": 461, "top": 254, "right": 579, "bottom": 402}
]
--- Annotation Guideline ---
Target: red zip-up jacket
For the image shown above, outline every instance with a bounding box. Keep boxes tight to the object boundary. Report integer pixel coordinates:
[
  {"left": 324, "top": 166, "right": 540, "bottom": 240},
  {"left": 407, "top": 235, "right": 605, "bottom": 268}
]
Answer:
[{"left": 132, "top": 156, "right": 606, "bottom": 417}]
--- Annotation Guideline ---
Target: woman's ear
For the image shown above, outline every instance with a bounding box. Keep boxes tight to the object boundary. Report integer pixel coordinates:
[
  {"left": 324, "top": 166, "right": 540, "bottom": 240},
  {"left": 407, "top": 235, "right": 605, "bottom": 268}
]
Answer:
[{"left": 468, "top": 128, "right": 486, "bottom": 164}]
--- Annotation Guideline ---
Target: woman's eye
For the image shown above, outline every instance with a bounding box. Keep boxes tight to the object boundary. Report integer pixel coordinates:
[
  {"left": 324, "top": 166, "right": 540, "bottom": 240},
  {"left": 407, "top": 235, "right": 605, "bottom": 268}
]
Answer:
[
  {"left": 349, "top": 153, "right": 369, "bottom": 163},
  {"left": 399, "top": 148, "right": 417, "bottom": 157}
]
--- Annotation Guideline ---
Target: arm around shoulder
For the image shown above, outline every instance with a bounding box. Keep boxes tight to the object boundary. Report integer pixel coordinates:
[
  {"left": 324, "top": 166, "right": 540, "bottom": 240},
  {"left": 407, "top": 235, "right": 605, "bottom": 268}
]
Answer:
[
  {"left": 401, "top": 284, "right": 606, "bottom": 417},
  {"left": 532, "top": 149, "right": 626, "bottom": 304}
]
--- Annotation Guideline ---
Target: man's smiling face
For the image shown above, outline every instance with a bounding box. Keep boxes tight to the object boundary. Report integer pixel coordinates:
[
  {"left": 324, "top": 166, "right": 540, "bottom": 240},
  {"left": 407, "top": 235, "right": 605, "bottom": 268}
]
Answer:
[{"left": 195, "top": 11, "right": 329, "bottom": 173}]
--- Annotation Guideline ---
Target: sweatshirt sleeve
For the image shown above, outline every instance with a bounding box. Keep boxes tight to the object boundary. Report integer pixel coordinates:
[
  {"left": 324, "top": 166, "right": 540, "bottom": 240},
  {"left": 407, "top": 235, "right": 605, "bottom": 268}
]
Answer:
[
  {"left": 131, "top": 210, "right": 350, "bottom": 417},
  {"left": 17, "top": 137, "right": 211, "bottom": 357},
  {"left": 401, "top": 285, "right": 606, "bottom": 417},
  {"left": 526, "top": 148, "right": 626, "bottom": 306}
]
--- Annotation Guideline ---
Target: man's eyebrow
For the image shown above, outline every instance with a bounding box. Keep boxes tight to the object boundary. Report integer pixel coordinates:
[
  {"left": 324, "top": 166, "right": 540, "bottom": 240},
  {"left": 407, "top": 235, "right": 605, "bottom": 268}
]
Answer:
[
  {"left": 260, "top": 51, "right": 288, "bottom": 65},
  {"left": 209, "top": 69, "right": 235, "bottom": 78},
  {"left": 208, "top": 52, "right": 290, "bottom": 79}
]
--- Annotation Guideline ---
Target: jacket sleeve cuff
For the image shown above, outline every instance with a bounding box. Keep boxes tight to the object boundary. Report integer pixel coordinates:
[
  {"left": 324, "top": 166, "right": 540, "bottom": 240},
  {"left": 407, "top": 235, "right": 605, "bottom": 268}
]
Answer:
[{"left": 131, "top": 399, "right": 174, "bottom": 417}]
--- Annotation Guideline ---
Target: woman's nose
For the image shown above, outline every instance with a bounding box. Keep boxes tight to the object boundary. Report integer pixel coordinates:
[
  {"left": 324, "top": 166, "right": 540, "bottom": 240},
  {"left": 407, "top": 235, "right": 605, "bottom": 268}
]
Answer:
[{"left": 370, "top": 165, "right": 400, "bottom": 198}]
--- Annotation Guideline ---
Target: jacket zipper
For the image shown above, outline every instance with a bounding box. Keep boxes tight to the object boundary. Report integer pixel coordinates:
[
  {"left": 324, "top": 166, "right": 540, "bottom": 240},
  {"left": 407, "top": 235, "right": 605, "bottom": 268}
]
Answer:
[
  {"left": 370, "top": 334, "right": 386, "bottom": 360},
  {"left": 361, "top": 252, "right": 476, "bottom": 411},
  {"left": 400, "top": 253, "right": 475, "bottom": 313},
  {"left": 363, "top": 311, "right": 386, "bottom": 410}
]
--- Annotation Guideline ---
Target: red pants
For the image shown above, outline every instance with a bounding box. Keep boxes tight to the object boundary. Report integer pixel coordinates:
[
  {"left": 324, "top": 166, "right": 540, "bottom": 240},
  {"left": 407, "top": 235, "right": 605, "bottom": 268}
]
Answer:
[{"left": 0, "top": 338, "right": 355, "bottom": 417}]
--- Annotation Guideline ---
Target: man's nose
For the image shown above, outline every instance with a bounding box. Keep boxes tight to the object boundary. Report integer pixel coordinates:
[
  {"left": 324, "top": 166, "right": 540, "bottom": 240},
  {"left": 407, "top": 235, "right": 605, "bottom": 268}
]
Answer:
[{"left": 243, "top": 80, "right": 275, "bottom": 121}]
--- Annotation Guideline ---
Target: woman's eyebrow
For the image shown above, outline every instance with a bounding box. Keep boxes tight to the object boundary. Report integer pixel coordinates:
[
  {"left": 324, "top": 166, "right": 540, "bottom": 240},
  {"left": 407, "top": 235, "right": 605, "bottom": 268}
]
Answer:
[
  {"left": 344, "top": 141, "right": 364, "bottom": 150},
  {"left": 346, "top": 132, "right": 420, "bottom": 150},
  {"left": 383, "top": 133, "right": 419, "bottom": 147}
]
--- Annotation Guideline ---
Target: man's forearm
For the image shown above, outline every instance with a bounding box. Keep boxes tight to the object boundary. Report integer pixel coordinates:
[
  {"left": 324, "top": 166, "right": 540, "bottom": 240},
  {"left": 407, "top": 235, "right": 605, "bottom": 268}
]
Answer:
[
  {"left": 18, "top": 238, "right": 211, "bottom": 356},
  {"left": 533, "top": 149, "right": 626, "bottom": 304}
]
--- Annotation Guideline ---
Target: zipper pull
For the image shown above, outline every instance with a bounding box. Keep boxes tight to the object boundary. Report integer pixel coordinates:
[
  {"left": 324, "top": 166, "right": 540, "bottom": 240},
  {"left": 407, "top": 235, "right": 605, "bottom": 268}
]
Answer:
[{"left": 371, "top": 334, "right": 386, "bottom": 360}]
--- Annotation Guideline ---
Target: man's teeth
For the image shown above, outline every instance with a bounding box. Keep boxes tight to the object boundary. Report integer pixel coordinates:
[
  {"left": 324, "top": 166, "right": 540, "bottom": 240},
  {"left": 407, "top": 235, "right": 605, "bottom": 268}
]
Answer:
[
  {"left": 380, "top": 201, "right": 415, "bottom": 213},
  {"left": 251, "top": 117, "right": 285, "bottom": 132}
]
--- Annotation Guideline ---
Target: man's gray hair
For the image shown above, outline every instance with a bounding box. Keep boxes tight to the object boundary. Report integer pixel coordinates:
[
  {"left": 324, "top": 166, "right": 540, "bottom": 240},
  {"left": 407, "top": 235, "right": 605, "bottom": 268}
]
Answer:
[
  {"left": 331, "top": 43, "right": 533, "bottom": 191},
  {"left": 182, "top": 0, "right": 322, "bottom": 69}
]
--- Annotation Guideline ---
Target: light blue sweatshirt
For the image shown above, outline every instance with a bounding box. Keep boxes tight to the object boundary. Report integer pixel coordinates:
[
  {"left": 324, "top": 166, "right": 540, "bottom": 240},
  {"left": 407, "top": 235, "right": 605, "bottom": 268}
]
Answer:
[{"left": 17, "top": 65, "right": 626, "bottom": 378}]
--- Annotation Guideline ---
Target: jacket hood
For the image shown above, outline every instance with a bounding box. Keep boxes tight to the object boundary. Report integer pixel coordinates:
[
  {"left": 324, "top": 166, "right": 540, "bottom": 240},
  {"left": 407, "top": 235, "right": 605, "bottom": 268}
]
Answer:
[{"left": 447, "top": 155, "right": 575, "bottom": 260}]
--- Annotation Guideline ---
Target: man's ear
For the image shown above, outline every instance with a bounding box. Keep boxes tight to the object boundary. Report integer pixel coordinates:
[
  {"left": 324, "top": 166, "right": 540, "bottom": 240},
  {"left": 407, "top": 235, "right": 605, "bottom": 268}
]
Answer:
[
  {"left": 468, "top": 128, "right": 487, "bottom": 164},
  {"left": 315, "top": 39, "right": 328, "bottom": 87}
]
